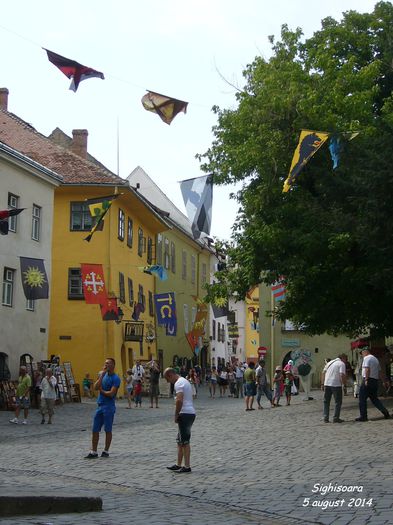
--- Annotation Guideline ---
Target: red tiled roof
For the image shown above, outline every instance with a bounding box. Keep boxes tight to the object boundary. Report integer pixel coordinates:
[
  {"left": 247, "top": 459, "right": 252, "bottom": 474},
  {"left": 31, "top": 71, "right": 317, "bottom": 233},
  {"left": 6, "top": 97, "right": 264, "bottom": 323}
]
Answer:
[{"left": 0, "top": 109, "right": 125, "bottom": 185}]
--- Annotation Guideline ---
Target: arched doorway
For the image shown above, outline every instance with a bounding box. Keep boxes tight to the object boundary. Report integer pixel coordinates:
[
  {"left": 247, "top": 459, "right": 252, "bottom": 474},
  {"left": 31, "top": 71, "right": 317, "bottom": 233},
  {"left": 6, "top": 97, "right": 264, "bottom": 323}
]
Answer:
[{"left": 0, "top": 353, "right": 10, "bottom": 380}]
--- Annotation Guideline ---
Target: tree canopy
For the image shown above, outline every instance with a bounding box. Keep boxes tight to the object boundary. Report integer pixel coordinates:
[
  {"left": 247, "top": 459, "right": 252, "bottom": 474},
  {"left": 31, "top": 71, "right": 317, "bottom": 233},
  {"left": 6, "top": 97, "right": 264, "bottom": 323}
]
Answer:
[{"left": 198, "top": 2, "right": 393, "bottom": 337}]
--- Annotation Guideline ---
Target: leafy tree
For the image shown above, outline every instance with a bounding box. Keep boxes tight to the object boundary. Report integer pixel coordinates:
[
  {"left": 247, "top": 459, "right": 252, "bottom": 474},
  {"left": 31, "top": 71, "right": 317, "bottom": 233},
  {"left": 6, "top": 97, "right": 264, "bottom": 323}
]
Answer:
[{"left": 198, "top": 2, "right": 393, "bottom": 337}]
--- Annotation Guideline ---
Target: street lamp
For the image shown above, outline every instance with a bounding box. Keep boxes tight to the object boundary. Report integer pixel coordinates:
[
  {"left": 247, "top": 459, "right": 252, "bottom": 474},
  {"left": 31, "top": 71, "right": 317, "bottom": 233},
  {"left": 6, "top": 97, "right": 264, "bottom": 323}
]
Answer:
[{"left": 115, "top": 307, "right": 124, "bottom": 324}]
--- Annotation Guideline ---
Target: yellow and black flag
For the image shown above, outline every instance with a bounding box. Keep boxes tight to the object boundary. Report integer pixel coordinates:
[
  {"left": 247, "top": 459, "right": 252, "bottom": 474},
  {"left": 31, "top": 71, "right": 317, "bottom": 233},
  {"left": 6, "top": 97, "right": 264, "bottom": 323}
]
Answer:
[
  {"left": 283, "top": 130, "right": 329, "bottom": 193},
  {"left": 84, "top": 194, "right": 120, "bottom": 242},
  {"left": 141, "top": 90, "right": 188, "bottom": 125}
]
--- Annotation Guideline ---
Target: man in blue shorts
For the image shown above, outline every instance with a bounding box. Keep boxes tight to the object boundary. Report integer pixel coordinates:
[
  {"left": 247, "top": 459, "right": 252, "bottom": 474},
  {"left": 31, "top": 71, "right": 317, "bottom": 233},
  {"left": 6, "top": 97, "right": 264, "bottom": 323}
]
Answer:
[{"left": 85, "top": 358, "right": 121, "bottom": 459}]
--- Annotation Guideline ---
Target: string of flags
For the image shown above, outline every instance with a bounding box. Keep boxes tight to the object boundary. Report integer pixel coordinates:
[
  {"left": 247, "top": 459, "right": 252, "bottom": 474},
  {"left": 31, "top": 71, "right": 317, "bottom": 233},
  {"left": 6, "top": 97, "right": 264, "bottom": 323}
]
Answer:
[
  {"left": 283, "top": 130, "right": 359, "bottom": 192},
  {"left": 0, "top": 208, "right": 24, "bottom": 235}
]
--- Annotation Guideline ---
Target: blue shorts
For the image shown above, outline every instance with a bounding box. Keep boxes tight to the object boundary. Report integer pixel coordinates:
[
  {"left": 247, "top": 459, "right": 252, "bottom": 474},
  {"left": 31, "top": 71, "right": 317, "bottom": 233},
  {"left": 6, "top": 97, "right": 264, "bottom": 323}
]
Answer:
[
  {"left": 245, "top": 383, "right": 257, "bottom": 397},
  {"left": 16, "top": 396, "right": 30, "bottom": 409},
  {"left": 92, "top": 405, "right": 115, "bottom": 433}
]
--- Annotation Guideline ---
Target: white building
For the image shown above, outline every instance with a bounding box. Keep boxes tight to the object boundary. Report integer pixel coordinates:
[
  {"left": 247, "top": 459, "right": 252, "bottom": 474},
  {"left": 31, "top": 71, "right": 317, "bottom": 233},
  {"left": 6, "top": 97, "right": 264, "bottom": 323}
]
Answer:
[{"left": 0, "top": 141, "right": 61, "bottom": 378}]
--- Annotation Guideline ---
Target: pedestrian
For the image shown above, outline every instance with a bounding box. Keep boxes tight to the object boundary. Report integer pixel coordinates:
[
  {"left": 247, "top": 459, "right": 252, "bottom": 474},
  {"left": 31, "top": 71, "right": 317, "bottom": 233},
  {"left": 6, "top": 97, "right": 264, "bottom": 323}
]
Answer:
[
  {"left": 228, "top": 366, "right": 236, "bottom": 397},
  {"left": 244, "top": 361, "right": 256, "bottom": 411},
  {"left": 321, "top": 354, "right": 347, "bottom": 423},
  {"left": 33, "top": 370, "right": 43, "bottom": 406},
  {"left": 284, "top": 371, "right": 293, "bottom": 406},
  {"left": 132, "top": 360, "right": 145, "bottom": 386},
  {"left": 134, "top": 379, "right": 142, "bottom": 407},
  {"left": 9, "top": 365, "right": 32, "bottom": 425},
  {"left": 210, "top": 366, "right": 218, "bottom": 398},
  {"left": 272, "top": 366, "right": 284, "bottom": 406},
  {"left": 235, "top": 362, "right": 244, "bottom": 398},
  {"left": 180, "top": 365, "right": 188, "bottom": 378},
  {"left": 124, "top": 368, "right": 133, "bottom": 408},
  {"left": 164, "top": 367, "right": 196, "bottom": 474},
  {"left": 356, "top": 347, "right": 391, "bottom": 422},
  {"left": 219, "top": 368, "right": 228, "bottom": 397},
  {"left": 82, "top": 373, "right": 93, "bottom": 399},
  {"left": 256, "top": 360, "right": 274, "bottom": 409},
  {"left": 84, "top": 357, "right": 121, "bottom": 459},
  {"left": 149, "top": 361, "right": 160, "bottom": 408},
  {"left": 40, "top": 368, "right": 57, "bottom": 424},
  {"left": 187, "top": 368, "right": 197, "bottom": 398}
]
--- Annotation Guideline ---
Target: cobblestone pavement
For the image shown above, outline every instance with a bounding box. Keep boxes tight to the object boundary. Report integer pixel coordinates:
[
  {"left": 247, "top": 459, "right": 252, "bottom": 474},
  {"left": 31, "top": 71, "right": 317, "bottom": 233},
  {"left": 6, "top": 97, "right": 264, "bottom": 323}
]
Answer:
[{"left": 0, "top": 386, "right": 392, "bottom": 525}]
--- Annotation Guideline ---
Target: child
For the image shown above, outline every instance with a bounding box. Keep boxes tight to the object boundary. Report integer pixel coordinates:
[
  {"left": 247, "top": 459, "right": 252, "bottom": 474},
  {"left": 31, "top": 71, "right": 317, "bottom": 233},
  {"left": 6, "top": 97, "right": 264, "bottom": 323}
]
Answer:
[
  {"left": 284, "top": 371, "right": 293, "bottom": 406},
  {"left": 124, "top": 369, "right": 133, "bottom": 408},
  {"left": 273, "top": 366, "right": 283, "bottom": 406},
  {"left": 134, "top": 379, "right": 142, "bottom": 407}
]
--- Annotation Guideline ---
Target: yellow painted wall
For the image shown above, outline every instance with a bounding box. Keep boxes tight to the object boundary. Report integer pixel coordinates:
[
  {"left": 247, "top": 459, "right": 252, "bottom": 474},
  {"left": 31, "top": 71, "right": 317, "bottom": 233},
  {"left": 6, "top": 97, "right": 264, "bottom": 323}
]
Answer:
[
  {"left": 48, "top": 186, "right": 168, "bottom": 391},
  {"left": 244, "top": 286, "right": 260, "bottom": 362}
]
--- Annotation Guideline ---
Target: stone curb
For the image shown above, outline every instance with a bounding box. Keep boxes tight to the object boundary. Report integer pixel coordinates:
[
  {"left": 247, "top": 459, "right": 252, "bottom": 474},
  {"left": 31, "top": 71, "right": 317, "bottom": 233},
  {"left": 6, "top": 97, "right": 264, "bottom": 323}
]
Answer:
[{"left": 0, "top": 496, "right": 102, "bottom": 517}]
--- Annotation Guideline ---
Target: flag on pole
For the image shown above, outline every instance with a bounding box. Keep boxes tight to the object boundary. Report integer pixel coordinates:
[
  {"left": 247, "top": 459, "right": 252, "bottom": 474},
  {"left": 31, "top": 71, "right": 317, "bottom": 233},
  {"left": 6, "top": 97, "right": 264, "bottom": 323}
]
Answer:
[
  {"left": 0, "top": 208, "right": 24, "bottom": 235},
  {"left": 283, "top": 130, "right": 329, "bottom": 192},
  {"left": 329, "top": 132, "right": 359, "bottom": 170},
  {"left": 141, "top": 90, "right": 188, "bottom": 125},
  {"left": 180, "top": 175, "right": 213, "bottom": 239},
  {"left": 81, "top": 263, "right": 107, "bottom": 304},
  {"left": 44, "top": 49, "right": 105, "bottom": 92},
  {"left": 272, "top": 277, "right": 286, "bottom": 302},
  {"left": 20, "top": 257, "right": 49, "bottom": 300},
  {"left": 84, "top": 194, "right": 119, "bottom": 242},
  {"left": 100, "top": 297, "right": 120, "bottom": 321}
]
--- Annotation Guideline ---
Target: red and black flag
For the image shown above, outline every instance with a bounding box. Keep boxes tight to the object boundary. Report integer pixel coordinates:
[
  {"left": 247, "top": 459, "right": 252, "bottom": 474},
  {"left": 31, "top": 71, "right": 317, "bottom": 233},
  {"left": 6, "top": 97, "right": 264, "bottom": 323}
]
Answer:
[
  {"left": 0, "top": 208, "right": 24, "bottom": 235},
  {"left": 141, "top": 90, "right": 188, "bottom": 125},
  {"left": 100, "top": 297, "right": 120, "bottom": 321},
  {"left": 20, "top": 257, "right": 49, "bottom": 300},
  {"left": 44, "top": 49, "right": 105, "bottom": 92}
]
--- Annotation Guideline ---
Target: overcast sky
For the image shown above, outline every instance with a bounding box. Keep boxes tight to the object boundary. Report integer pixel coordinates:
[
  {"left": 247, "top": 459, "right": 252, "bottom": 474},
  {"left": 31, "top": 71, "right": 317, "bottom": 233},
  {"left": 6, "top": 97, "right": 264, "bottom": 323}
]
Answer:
[{"left": 0, "top": 0, "right": 377, "bottom": 239}]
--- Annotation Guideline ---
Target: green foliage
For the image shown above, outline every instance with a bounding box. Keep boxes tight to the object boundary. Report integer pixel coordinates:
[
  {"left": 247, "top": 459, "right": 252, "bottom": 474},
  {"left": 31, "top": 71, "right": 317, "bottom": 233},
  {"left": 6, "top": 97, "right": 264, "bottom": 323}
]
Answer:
[{"left": 199, "top": 2, "right": 393, "bottom": 337}]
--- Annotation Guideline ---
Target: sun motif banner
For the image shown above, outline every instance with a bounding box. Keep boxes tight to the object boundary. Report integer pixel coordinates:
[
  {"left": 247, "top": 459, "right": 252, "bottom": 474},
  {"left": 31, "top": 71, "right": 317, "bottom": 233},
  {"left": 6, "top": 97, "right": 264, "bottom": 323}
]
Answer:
[{"left": 19, "top": 257, "right": 49, "bottom": 300}]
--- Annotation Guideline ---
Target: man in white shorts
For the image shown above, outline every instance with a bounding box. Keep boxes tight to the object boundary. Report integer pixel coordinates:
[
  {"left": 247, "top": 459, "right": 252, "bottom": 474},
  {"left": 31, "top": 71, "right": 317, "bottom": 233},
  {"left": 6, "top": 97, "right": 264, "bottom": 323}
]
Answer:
[{"left": 164, "top": 368, "right": 196, "bottom": 473}]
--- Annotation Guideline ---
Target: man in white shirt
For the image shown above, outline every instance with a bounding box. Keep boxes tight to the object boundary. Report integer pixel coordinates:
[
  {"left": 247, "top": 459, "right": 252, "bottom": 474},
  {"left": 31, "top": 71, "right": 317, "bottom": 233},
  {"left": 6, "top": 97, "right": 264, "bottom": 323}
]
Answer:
[
  {"left": 235, "top": 363, "right": 244, "bottom": 398},
  {"left": 356, "top": 347, "right": 390, "bottom": 422},
  {"left": 321, "top": 354, "right": 346, "bottom": 423},
  {"left": 164, "top": 368, "right": 196, "bottom": 474},
  {"left": 131, "top": 360, "right": 144, "bottom": 385},
  {"left": 40, "top": 368, "right": 57, "bottom": 424}
]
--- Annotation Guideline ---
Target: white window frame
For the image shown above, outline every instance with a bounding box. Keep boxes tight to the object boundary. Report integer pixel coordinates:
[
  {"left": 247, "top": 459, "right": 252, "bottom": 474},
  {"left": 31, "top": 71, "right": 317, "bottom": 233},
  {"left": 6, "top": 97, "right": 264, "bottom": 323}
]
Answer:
[
  {"left": 118, "top": 208, "right": 125, "bottom": 241},
  {"left": 182, "top": 250, "right": 187, "bottom": 280},
  {"left": 26, "top": 298, "right": 35, "bottom": 311},
  {"left": 8, "top": 193, "right": 18, "bottom": 233},
  {"left": 32, "top": 204, "right": 41, "bottom": 241},
  {"left": 191, "top": 255, "right": 196, "bottom": 284},
  {"left": 2, "top": 268, "right": 15, "bottom": 306}
]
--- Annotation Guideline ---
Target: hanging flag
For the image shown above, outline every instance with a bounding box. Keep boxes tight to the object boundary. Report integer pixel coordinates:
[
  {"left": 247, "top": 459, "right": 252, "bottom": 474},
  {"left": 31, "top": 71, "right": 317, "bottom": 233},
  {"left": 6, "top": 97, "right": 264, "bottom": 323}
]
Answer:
[
  {"left": 211, "top": 297, "right": 229, "bottom": 318},
  {"left": 180, "top": 174, "right": 213, "bottom": 239},
  {"left": 272, "top": 277, "right": 286, "bottom": 302},
  {"left": 329, "top": 132, "right": 359, "bottom": 170},
  {"left": 44, "top": 49, "right": 105, "bottom": 92},
  {"left": 19, "top": 257, "right": 49, "bottom": 300},
  {"left": 100, "top": 297, "right": 120, "bottom": 321},
  {"left": 228, "top": 322, "right": 239, "bottom": 338},
  {"left": 141, "top": 90, "right": 188, "bottom": 125},
  {"left": 186, "top": 297, "right": 208, "bottom": 352},
  {"left": 138, "top": 265, "right": 168, "bottom": 280},
  {"left": 154, "top": 292, "right": 177, "bottom": 335},
  {"left": 283, "top": 130, "right": 329, "bottom": 192},
  {"left": 131, "top": 302, "right": 145, "bottom": 321},
  {"left": 84, "top": 194, "right": 120, "bottom": 242},
  {"left": 81, "top": 263, "right": 107, "bottom": 304},
  {"left": 0, "top": 209, "right": 24, "bottom": 235}
]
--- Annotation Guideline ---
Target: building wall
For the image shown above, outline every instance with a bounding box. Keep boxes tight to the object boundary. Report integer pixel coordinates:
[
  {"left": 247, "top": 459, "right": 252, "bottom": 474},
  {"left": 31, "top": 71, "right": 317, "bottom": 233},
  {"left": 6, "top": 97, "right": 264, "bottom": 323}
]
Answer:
[
  {"left": 245, "top": 286, "right": 260, "bottom": 362},
  {"left": 48, "top": 186, "right": 164, "bottom": 389},
  {"left": 0, "top": 154, "right": 57, "bottom": 377},
  {"left": 258, "top": 284, "right": 354, "bottom": 386}
]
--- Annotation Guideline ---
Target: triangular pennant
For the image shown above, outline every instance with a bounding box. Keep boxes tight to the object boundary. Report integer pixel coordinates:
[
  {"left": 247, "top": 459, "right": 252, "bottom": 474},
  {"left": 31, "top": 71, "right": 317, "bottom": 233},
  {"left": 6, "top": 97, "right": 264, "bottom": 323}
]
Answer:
[{"left": 141, "top": 90, "right": 188, "bottom": 125}]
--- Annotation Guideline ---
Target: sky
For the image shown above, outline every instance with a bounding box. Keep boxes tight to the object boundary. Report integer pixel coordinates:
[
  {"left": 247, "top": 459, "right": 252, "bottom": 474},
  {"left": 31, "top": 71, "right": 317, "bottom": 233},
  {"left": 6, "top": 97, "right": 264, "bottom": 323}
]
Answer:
[{"left": 0, "top": 0, "right": 378, "bottom": 239}]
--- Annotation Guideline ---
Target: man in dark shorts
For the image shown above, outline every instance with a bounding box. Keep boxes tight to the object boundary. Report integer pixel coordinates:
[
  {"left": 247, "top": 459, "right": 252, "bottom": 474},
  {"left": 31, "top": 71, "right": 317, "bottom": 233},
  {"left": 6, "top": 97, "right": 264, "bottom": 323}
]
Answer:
[
  {"left": 164, "top": 367, "right": 196, "bottom": 473},
  {"left": 85, "top": 358, "right": 121, "bottom": 459}
]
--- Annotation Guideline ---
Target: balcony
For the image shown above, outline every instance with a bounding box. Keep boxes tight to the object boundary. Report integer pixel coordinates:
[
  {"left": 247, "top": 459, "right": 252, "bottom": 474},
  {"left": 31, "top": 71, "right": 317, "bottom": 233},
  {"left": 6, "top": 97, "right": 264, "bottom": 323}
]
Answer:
[{"left": 124, "top": 321, "right": 144, "bottom": 342}]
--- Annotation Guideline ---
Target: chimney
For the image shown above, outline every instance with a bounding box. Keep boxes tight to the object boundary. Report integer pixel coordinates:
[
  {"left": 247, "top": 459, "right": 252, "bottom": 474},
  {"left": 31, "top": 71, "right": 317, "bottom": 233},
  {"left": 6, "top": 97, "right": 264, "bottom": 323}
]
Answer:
[
  {"left": 71, "top": 129, "right": 88, "bottom": 159},
  {"left": 0, "top": 88, "right": 9, "bottom": 111}
]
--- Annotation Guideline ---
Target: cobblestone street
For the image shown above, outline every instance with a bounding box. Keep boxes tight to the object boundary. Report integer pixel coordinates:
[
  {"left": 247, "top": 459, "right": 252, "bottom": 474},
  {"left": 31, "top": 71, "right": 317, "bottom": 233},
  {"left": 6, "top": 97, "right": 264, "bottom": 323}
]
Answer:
[{"left": 0, "top": 386, "right": 392, "bottom": 525}]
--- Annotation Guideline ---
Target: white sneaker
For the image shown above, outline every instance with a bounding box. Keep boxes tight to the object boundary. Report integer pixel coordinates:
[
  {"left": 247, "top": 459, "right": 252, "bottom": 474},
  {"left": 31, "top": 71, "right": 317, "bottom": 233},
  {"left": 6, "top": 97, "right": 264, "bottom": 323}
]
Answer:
[
  {"left": 9, "top": 418, "right": 19, "bottom": 424},
  {"left": 21, "top": 420, "right": 28, "bottom": 425}
]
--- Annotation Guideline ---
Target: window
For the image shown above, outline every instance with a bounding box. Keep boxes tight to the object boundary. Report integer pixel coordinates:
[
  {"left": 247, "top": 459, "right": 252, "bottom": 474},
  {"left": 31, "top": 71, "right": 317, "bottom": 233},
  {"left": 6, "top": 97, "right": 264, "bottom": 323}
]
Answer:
[
  {"left": 147, "top": 237, "right": 153, "bottom": 264},
  {"left": 127, "top": 218, "right": 133, "bottom": 247},
  {"left": 164, "top": 238, "right": 170, "bottom": 269},
  {"left": 118, "top": 209, "right": 125, "bottom": 240},
  {"left": 201, "top": 263, "right": 207, "bottom": 286},
  {"left": 31, "top": 205, "right": 41, "bottom": 241},
  {"left": 171, "top": 242, "right": 176, "bottom": 273},
  {"left": 68, "top": 268, "right": 83, "bottom": 299},
  {"left": 191, "top": 255, "right": 196, "bottom": 284},
  {"left": 70, "top": 202, "right": 93, "bottom": 231},
  {"left": 128, "top": 278, "right": 134, "bottom": 306},
  {"left": 212, "top": 319, "right": 216, "bottom": 340},
  {"left": 119, "top": 272, "right": 125, "bottom": 303},
  {"left": 26, "top": 298, "right": 35, "bottom": 311},
  {"left": 217, "top": 322, "right": 221, "bottom": 342},
  {"left": 138, "top": 228, "right": 144, "bottom": 257},
  {"left": 182, "top": 250, "right": 187, "bottom": 280},
  {"left": 138, "top": 285, "right": 145, "bottom": 310},
  {"left": 2, "top": 268, "right": 15, "bottom": 306},
  {"left": 148, "top": 291, "right": 154, "bottom": 317},
  {"left": 8, "top": 193, "right": 19, "bottom": 232},
  {"left": 156, "top": 234, "right": 163, "bottom": 265}
]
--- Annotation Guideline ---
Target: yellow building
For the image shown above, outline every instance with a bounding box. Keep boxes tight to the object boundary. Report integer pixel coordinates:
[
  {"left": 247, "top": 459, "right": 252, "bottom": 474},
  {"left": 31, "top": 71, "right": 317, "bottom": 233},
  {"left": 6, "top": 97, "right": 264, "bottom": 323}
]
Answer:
[{"left": 244, "top": 286, "right": 261, "bottom": 363}]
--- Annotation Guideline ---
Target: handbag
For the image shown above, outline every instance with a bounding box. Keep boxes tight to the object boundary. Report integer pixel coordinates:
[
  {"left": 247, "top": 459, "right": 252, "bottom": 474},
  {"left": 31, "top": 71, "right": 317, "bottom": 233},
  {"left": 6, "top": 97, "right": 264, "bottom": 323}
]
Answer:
[{"left": 291, "top": 383, "right": 298, "bottom": 395}]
